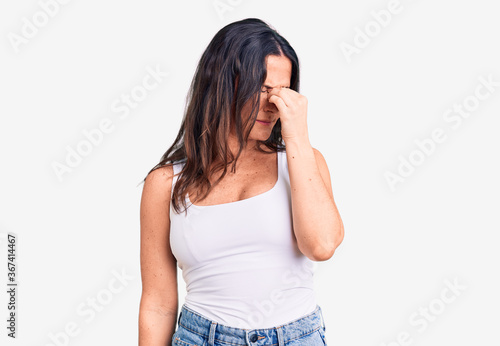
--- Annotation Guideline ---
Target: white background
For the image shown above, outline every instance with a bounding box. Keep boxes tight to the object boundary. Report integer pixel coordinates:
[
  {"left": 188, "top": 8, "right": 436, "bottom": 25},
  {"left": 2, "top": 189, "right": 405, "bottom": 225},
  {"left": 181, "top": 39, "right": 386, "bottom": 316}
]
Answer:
[{"left": 1, "top": 0, "right": 499, "bottom": 345}]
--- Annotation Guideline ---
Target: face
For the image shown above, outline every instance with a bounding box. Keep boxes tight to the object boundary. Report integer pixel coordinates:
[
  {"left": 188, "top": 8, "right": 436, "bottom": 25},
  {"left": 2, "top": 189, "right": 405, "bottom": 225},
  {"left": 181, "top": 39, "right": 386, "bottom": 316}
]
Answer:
[{"left": 233, "top": 54, "right": 292, "bottom": 147}]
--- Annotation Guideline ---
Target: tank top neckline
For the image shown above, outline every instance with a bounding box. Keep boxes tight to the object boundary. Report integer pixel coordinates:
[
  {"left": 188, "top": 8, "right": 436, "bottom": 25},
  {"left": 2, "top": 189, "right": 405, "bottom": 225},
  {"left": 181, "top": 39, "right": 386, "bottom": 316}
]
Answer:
[{"left": 186, "top": 150, "right": 281, "bottom": 209}]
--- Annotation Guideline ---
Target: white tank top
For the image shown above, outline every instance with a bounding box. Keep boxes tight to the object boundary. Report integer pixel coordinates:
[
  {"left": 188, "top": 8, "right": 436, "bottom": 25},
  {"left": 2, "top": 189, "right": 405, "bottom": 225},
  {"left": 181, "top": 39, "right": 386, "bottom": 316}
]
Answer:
[{"left": 169, "top": 149, "right": 317, "bottom": 329}]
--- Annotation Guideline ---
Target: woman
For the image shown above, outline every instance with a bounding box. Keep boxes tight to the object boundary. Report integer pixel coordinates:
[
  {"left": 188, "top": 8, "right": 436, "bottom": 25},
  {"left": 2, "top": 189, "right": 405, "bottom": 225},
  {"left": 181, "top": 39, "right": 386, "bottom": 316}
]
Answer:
[{"left": 138, "top": 18, "right": 344, "bottom": 346}]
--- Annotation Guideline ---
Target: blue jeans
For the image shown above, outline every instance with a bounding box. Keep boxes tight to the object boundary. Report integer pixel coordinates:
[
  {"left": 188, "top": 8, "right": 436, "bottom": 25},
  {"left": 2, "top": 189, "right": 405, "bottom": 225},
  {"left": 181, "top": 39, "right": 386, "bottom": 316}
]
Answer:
[{"left": 171, "top": 304, "right": 328, "bottom": 346}]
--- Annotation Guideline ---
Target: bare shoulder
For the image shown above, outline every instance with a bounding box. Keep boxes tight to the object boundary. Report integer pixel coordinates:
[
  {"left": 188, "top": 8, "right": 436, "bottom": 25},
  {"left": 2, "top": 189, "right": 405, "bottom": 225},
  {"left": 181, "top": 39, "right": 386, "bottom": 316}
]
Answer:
[
  {"left": 140, "top": 163, "right": 178, "bottom": 309},
  {"left": 312, "top": 147, "right": 334, "bottom": 200},
  {"left": 312, "top": 147, "right": 330, "bottom": 171},
  {"left": 312, "top": 147, "right": 326, "bottom": 164},
  {"left": 142, "top": 164, "right": 175, "bottom": 203},
  {"left": 145, "top": 164, "right": 175, "bottom": 184}
]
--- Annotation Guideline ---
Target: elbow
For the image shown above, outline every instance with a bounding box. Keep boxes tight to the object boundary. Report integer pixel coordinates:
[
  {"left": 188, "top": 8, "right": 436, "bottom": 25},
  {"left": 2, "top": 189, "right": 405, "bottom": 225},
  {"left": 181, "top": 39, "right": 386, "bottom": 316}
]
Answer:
[
  {"left": 311, "top": 248, "right": 335, "bottom": 262},
  {"left": 310, "top": 241, "right": 336, "bottom": 262},
  {"left": 311, "top": 226, "right": 344, "bottom": 262}
]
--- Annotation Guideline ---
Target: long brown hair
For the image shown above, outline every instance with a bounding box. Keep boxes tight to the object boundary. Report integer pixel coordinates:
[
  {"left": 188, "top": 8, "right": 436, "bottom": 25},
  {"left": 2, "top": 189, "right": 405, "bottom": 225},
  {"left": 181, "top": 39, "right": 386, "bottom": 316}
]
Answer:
[{"left": 140, "top": 18, "right": 300, "bottom": 215}]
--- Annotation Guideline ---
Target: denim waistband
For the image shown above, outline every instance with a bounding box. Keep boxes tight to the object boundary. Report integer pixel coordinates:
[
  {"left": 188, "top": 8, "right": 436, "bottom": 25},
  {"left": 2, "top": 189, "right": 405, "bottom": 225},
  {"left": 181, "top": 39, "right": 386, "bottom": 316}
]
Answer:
[{"left": 177, "top": 303, "right": 326, "bottom": 346}]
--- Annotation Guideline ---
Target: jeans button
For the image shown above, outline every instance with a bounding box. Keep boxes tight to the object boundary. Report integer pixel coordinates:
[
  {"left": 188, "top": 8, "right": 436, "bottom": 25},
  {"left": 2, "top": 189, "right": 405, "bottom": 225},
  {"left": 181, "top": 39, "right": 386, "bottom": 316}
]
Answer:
[{"left": 250, "top": 334, "right": 258, "bottom": 342}]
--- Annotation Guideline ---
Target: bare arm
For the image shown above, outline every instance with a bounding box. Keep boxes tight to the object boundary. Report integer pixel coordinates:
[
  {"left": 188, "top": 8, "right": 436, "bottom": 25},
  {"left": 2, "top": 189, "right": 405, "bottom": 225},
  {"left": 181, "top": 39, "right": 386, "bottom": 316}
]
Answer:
[
  {"left": 138, "top": 165, "right": 179, "bottom": 346},
  {"left": 286, "top": 139, "right": 345, "bottom": 262},
  {"left": 267, "top": 86, "right": 344, "bottom": 262}
]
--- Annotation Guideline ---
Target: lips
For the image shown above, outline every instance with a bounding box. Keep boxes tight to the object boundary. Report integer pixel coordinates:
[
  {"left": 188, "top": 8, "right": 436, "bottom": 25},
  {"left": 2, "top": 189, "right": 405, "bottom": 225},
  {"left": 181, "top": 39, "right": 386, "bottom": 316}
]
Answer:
[{"left": 256, "top": 120, "right": 272, "bottom": 126}]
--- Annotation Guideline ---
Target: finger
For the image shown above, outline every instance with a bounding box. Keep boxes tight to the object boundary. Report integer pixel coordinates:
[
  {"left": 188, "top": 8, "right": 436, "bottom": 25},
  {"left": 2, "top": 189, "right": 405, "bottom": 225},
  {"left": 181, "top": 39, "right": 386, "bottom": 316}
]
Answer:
[
  {"left": 268, "top": 94, "right": 287, "bottom": 113},
  {"left": 274, "top": 87, "right": 296, "bottom": 106}
]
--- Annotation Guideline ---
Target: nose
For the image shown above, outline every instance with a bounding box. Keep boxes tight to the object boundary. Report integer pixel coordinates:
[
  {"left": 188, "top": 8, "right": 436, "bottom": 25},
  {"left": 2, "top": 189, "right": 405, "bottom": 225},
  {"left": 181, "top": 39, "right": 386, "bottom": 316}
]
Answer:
[
  {"left": 263, "top": 88, "right": 281, "bottom": 113},
  {"left": 263, "top": 98, "right": 278, "bottom": 113}
]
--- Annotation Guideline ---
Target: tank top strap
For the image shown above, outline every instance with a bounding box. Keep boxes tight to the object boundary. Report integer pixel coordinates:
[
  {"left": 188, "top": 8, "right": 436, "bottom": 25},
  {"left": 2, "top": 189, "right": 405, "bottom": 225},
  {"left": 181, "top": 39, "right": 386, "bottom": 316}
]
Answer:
[
  {"left": 171, "top": 152, "right": 286, "bottom": 203},
  {"left": 171, "top": 160, "right": 186, "bottom": 200},
  {"left": 278, "top": 148, "right": 289, "bottom": 186}
]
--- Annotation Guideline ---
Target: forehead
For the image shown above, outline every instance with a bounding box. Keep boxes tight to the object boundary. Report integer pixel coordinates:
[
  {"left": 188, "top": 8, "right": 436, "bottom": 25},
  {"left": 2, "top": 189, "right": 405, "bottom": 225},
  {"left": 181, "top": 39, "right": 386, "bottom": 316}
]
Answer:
[{"left": 264, "top": 55, "right": 292, "bottom": 87}]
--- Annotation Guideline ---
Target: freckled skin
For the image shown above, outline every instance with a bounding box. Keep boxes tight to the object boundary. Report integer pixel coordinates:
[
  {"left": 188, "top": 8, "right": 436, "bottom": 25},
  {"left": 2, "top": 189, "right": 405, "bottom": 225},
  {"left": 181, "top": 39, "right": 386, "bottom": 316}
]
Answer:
[{"left": 188, "top": 55, "right": 292, "bottom": 205}]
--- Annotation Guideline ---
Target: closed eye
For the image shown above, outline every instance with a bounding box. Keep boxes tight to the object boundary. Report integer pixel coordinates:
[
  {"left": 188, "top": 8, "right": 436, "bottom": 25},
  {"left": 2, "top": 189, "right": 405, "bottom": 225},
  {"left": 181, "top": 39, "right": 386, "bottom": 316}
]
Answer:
[{"left": 261, "top": 85, "right": 290, "bottom": 93}]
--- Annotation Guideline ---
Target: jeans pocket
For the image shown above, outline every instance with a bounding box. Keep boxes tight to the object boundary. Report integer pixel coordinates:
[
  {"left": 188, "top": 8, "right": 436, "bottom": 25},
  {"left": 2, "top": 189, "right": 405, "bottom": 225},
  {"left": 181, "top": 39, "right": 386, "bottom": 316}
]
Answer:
[
  {"left": 173, "top": 337, "right": 199, "bottom": 346},
  {"left": 172, "top": 325, "right": 206, "bottom": 346}
]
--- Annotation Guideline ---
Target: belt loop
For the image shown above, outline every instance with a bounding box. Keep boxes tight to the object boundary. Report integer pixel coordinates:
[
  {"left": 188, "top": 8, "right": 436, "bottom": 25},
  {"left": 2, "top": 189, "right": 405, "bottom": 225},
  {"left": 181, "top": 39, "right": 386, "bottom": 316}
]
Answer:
[
  {"left": 208, "top": 321, "right": 217, "bottom": 346},
  {"left": 318, "top": 305, "right": 326, "bottom": 332},
  {"left": 177, "top": 310, "right": 183, "bottom": 327},
  {"left": 276, "top": 325, "right": 285, "bottom": 346}
]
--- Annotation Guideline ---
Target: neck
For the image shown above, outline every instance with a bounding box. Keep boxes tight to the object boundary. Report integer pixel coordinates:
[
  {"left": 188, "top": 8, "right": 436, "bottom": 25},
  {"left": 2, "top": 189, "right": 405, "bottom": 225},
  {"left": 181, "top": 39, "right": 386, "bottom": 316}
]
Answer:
[{"left": 226, "top": 133, "right": 259, "bottom": 157}]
